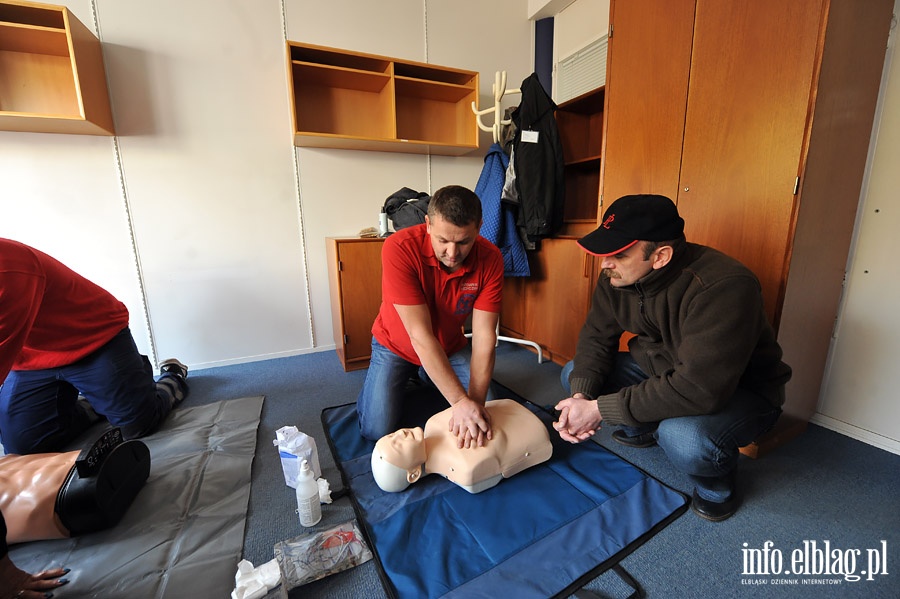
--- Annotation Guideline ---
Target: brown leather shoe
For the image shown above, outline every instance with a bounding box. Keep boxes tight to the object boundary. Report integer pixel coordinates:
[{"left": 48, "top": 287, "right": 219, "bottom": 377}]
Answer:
[{"left": 690, "top": 489, "right": 738, "bottom": 522}]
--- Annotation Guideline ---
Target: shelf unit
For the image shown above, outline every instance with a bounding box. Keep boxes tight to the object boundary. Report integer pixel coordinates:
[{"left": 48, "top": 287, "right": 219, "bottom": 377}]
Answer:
[
  {"left": 0, "top": 0, "right": 114, "bottom": 135},
  {"left": 498, "top": 85, "right": 606, "bottom": 366},
  {"left": 287, "top": 42, "right": 479, "bottom": 155},
  {"left": 556, "top": 87, "right": 604, "bottom": 235}
]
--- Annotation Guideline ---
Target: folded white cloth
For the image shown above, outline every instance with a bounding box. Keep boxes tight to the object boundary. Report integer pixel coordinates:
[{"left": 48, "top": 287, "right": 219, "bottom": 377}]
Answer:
[{"left": 232, "top": 558, "right": 281, "bottom": 599}]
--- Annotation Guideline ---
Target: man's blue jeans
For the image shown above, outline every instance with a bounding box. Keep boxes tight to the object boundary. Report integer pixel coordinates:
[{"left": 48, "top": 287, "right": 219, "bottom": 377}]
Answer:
[
  {"left": 0, "top": 327, "right": 187, "bottom": 454},
  {"left": 561, "top": 353, "right": 781, "bottom": 502},
  {"left": 357, "top": 338, "right": 492, "bottom": 440}
]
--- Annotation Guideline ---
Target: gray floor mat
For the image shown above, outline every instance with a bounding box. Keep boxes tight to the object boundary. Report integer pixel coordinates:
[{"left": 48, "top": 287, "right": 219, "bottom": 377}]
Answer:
[{"left": 8, "top": 396, "right": 263, "bottom": 598}]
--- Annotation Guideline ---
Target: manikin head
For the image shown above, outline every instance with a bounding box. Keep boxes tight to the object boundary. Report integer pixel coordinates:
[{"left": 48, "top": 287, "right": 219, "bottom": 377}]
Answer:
[{"left": 370, "top": 427, "right": 427, "bottom": 492}]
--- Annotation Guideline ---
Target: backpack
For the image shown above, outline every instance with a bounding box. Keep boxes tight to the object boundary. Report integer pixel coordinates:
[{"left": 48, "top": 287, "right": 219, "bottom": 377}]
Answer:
[{"left": 383, "top": 187, "right": 430, "bottom": 230}]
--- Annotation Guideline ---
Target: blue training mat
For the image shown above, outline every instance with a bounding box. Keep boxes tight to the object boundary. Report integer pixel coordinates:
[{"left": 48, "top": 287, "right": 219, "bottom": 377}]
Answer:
[{"left": 322, "top": 399, "right": 688, "bottom": 599}]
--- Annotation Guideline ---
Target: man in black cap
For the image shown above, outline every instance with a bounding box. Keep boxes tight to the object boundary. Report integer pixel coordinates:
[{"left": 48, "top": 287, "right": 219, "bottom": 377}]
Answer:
[{"left": 553, "top": 194, "right": 791, "bottom": 521}]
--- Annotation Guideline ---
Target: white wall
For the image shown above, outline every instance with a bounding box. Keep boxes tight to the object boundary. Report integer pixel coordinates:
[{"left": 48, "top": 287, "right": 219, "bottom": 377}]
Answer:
[
  {"left": 102, "top": 0, "right": 311, "bottom": 367},
  {"left": 816, "top": 5, "right": 900, "bottom": 454},
  {"left": 0, "top": 0, "right": 532, "bottom": 370}
]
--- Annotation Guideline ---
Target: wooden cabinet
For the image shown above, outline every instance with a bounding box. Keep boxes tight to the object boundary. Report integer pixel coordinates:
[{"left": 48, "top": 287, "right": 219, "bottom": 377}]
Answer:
[
  {"left": 326, "top": 237, "right": 384, "bottom": 372},
  {"left": 0, "top": 0, "right": 114, "bottom": 135},
  {"left": 501, "top": 238, "right": 596, "bottom": 365},
  {"left": 499, "top": 87, "right": 605, "bottom": 366},
  {"left": 287, "top": 42, "right": 479, "bottom": 155},
  {"left": 602, "top": 0, "right": 894, "bottom": 449}
]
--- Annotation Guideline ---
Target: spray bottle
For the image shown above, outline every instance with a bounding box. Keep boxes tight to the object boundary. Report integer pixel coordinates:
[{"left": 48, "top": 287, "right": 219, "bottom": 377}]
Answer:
[
  {"left": 378, "top": 208, "right": 390, "bottom": 237},
  {"left": 296, "top": 458, "right": 322, "bottom": 527}
]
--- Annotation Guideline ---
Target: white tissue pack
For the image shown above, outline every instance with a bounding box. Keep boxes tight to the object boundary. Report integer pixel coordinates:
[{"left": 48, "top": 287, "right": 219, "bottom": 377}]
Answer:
[{"left": 272, "top": 426, "right": 320, "bottom": 488}]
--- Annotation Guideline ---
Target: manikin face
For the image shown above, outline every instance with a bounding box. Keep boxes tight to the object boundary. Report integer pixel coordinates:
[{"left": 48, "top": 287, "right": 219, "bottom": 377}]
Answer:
[
  {"left": 426, "top": 214, "right": 480, "bottom": 273},
  {"left": 600, "top": 242, "right": 656, "bottom": 287},
  {"left": 371, "top": 427, "right": 426, "bottom": 493},
  {"left": 379, "top": 427, "right": 425, "bottom": 470}
]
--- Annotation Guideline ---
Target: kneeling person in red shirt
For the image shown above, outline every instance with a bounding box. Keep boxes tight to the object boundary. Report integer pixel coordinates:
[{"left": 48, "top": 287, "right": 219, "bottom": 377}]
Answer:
[
  {"left": 357, "top": 185, "right": 504, "bottom": 449},
  {"left": 0, "top": 238, "right": 188, "bottom": 455}
]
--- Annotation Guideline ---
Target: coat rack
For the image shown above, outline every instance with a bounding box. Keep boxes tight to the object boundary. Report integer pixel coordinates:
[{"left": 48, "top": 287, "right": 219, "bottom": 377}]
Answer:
[
  {"left": 471, "top": 71, "right": 521, "bottom": 143},
  {"left": 467, "top": 70, "right": 542, "bottom": 363}
]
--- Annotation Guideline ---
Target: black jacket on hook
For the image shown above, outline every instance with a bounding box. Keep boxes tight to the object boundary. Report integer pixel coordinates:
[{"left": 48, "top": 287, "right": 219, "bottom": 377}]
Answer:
[{"left": 511, "top": 73, "right": 565, "bottom": 242}]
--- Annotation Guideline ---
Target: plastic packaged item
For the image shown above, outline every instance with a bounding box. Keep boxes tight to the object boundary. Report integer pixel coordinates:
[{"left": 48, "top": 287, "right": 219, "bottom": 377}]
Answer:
[
  {"left": 272, "top": 426, "right": 320, "bottom": 489},
  {"left": 296, "top": 459, "right": 321, "bottom": 527},
  {"left": 274, "top": 521, "right": 373, "bottom": 592}
]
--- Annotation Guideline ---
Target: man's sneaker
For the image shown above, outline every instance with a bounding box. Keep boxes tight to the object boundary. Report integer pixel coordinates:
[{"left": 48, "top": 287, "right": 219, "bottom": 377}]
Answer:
[{"left": 159, "top": 358, "right": 188, "bottom": 379}]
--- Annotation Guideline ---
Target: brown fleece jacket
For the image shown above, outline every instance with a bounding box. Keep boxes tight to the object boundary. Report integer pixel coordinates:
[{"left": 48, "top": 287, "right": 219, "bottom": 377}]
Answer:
[{"left": 568, "top": 240, "right": 792, "bottom": 427}]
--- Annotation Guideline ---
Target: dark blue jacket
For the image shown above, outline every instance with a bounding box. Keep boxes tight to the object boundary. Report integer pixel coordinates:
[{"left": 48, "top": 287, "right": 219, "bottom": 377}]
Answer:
[{"left": 475, "top": 143, "right": 530, "bottom": 277}]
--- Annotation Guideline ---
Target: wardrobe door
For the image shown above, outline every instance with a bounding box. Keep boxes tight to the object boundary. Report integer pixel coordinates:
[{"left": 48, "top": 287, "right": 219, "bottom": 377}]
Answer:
[
  {"left": 601, "top": 0, "right": 695, "bottom": 209},
  {"left": 676, "top": 0, "right": 824, "bottom": 327}
]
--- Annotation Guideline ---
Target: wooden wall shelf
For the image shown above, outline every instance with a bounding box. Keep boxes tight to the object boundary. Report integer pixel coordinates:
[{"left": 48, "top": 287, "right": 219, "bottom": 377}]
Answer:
[
  {"left": 287, "top": 42, "right": 479, "bottom": 155},
  {"left": 0, "top": 0, "right": 115, "bottom": 135}
]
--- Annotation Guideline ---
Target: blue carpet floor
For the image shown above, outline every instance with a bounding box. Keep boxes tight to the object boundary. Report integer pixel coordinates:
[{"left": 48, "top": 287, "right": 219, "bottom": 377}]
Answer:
[{"left": 179, "top": 343, "right": 899, "bottom": 598}]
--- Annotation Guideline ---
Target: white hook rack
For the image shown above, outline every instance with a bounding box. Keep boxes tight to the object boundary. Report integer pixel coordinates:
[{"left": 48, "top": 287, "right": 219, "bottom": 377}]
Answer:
[{"left": 471, "top": 71, "right": 521, "bottom": 143}]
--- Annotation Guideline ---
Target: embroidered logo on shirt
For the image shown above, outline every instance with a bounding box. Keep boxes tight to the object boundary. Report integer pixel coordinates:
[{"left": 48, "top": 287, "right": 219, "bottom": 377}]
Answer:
[{"left": 456, "top": 294, "right": 475, "bottom": 315}]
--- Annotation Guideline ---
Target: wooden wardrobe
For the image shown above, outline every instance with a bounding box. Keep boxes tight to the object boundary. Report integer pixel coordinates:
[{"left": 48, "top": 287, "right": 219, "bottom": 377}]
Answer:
[{"left": 601, "top": 0, "right": 894, "bottom": 453}]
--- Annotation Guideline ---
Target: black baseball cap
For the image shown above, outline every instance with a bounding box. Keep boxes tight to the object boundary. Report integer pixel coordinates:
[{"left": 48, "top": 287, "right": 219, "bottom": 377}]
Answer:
[{"left": 578, "top": 194, "right": 684, "bottom": 256}]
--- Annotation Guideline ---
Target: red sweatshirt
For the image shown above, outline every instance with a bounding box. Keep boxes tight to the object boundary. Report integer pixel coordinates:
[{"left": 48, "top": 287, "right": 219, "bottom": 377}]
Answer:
[{"left": 0, "top": 238, "right": 129, "bottom": 380}]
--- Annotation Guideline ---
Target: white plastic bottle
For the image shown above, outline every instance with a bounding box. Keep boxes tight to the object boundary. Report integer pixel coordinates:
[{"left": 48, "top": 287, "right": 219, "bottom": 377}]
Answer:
[
  {"left": 378, "top": 209, "right": 389, "bottom": 237},
  {"left": 296, "top": 458, "right": 322, "bottom": 527}
]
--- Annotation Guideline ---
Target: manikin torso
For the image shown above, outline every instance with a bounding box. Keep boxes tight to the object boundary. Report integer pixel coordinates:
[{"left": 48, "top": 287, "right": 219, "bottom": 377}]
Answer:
[{"left": 372, "top": 399, "right": 553, "bottom": 494}]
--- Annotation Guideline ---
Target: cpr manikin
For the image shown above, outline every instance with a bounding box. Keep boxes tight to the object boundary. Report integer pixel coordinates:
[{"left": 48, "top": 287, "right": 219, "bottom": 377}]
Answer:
[{"left": 370, "top": 399, "right": 553, "bottom": 494}]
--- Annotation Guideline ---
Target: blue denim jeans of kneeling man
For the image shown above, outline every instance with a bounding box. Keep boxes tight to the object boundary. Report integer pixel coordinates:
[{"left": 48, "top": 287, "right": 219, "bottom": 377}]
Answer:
[
  {"left": 0, "top": 327, "right": 187, "bottom": 455},
  {"left": 560, "top": 353, "right": 781, "bottom": 503},
  {"left": 357, "top": 337, "right": 494, "bottom": 441}
]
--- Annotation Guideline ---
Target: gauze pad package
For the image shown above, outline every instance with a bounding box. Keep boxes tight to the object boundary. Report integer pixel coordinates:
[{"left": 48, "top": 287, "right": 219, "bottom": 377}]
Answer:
[{"left": 273, "top": 426, "right": 320, "bottom": 488}]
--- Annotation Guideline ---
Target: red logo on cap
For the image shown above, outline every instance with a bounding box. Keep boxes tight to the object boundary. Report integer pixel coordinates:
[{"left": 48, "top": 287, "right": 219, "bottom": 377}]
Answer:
[{"left": 602, "top": 214, "right": 615, "bottom": 229}]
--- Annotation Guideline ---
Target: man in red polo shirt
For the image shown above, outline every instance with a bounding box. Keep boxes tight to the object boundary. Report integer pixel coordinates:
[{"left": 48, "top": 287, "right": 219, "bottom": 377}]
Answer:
[
  {"left": 0, "top": 238, "right": 188, "bottom": 455},
  {"left": 357, "top": 185, "right": 504, "bottom": 449}
]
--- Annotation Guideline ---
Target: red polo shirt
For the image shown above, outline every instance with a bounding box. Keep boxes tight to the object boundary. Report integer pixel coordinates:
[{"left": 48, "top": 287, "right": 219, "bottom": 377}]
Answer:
[
  {"left": 0, "top": 238, "right": 130, "bottom": 380},
  {"left": 372, "top": 224, "right": 503, "bottom": 365}
]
